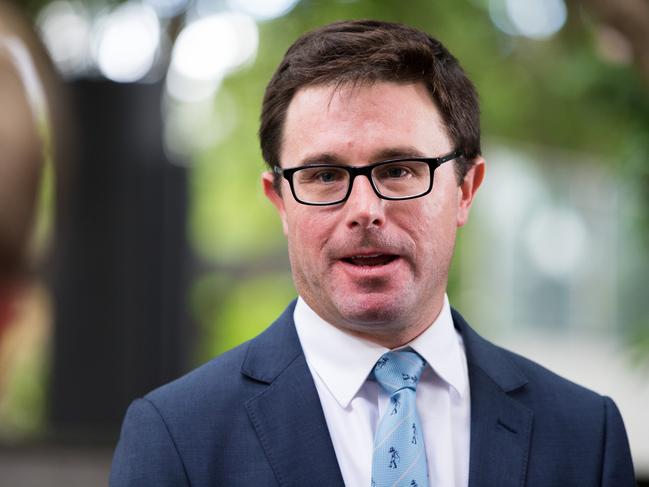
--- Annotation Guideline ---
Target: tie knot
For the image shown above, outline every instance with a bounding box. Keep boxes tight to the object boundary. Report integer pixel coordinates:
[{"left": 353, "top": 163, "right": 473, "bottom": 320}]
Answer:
[{"left": 373, "top": 350, "right": 426, "bottom": 394}]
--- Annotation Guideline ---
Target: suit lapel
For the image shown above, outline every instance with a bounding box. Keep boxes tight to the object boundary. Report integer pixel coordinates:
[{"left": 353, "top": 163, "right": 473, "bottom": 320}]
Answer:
[
  {"left": 466, "top": 361, "right": 533, "bottom": 487},
  {"left": 453, "top": 310, "right": 534, "bottom": 487},
  {"left": 242, "top": 302, "right": 345, "bottom": 487}
]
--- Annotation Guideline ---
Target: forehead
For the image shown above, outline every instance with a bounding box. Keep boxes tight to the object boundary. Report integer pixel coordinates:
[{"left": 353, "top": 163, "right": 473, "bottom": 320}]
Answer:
[{"left": 280, "top": 81, "right": 452, "bottom": 166}]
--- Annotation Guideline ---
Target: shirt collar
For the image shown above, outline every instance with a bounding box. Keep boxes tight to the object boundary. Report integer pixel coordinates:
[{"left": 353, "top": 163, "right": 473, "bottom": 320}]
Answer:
[{"left": 293, "top": 295, "right": 468, "bottom": 409}]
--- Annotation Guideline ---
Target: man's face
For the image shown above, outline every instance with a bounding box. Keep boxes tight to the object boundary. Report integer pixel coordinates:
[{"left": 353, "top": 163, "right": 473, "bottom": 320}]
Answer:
[{"left": 263, "top": 82, "right": 483, "bottom": 346}]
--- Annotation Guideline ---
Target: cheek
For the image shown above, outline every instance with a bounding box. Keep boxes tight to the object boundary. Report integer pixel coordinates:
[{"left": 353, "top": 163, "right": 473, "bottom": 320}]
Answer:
[
  {"left": 397, "top": 195, "right": 458, "bottom": 260},
  {"left": 285, "top": 210, "right": 332, "bottom": 263}
]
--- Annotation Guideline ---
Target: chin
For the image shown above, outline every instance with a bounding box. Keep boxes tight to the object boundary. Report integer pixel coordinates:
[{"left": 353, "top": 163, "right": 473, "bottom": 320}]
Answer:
[{"left": 335, "top": 292, "right": 407, "bottom": 328}]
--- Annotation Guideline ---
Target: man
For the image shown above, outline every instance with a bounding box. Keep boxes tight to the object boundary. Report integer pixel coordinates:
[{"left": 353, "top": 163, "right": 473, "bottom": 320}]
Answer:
[{"left": 110, "top": 20, "right": 635, "bottom": 486}]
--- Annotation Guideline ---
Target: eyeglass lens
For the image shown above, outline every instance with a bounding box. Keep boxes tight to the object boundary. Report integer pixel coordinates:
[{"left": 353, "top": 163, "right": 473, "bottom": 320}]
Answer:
[{"left": 292, "top": 160, "right": 431, "bottom": 204}]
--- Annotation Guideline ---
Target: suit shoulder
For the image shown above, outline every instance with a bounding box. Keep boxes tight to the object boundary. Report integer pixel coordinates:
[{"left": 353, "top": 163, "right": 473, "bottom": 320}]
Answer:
[
  {"left": 494, "top": 343, "right": 606, "bottom": 407},
  {"left": 470, "top": 338, "right": 635, "bottom": 484},
  {"left": 453, "top": 308, "right": 606, "bottom": 408},
  {"left": 137, "top": 302, "right": 299, "bottom": 421}
]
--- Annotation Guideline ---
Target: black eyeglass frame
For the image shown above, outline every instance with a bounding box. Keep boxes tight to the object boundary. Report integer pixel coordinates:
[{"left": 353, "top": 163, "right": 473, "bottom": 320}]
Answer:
[{"left": 273, "top": 149, "right": 463, "bottom": 206}]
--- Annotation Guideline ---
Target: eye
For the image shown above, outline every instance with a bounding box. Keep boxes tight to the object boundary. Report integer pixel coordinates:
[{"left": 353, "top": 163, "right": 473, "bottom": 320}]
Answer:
[
  {"left": 316, "top": 170, "right": 341, "bottom": 183},
  {"left": 376, "top": 163, "right": 414, "bottom": 180},
  {"left": 296, "top": 166, "right": 347, "bottom": 184},
  {"left": 385, "top": 166, "right": 410, "bottom": 178}
]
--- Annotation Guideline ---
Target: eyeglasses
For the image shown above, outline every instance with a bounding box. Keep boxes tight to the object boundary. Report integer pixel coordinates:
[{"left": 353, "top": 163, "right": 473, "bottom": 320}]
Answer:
[{"left": 273, "top": 149, "right": 462, "bottom": 206}]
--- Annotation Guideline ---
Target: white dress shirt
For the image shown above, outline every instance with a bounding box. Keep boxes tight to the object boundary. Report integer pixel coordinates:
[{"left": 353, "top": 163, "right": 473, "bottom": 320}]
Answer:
[{"left": 294, "top": 295, "right": 470, "bottom": 487}]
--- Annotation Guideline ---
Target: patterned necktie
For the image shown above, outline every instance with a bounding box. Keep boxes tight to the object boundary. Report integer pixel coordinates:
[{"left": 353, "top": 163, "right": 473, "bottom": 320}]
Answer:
[{"left": 371, "top": 350, "right": 429, "bottom": 487}]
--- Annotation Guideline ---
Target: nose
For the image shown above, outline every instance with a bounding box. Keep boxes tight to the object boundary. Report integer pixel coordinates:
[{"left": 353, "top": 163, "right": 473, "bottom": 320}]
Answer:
[{"left": 343, "top": 174, "right": 385, "bottom": 230}]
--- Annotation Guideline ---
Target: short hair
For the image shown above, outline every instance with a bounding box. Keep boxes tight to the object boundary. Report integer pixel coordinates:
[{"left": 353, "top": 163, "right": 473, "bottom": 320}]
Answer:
[{"left": 259, "top": 19, "right": 481, "bottom": 189}]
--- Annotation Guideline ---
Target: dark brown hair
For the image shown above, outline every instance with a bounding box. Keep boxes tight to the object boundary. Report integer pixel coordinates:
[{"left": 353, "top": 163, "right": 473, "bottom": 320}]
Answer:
[{"left": 259, "top": 20, "right": 481, "bottom": 187}]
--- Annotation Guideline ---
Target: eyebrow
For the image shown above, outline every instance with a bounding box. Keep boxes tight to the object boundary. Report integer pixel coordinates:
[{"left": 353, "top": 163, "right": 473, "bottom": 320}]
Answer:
[
  {"left": 296, "top": 146, "right": 428, "bottom": 167},
  {"left": 374, "top": 146, "right": 427, "bottom": 160}
]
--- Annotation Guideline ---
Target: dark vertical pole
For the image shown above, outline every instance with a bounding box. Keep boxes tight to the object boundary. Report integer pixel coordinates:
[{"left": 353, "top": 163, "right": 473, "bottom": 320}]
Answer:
[{"left": 50, "top": 79, "right": 190, "bottom": 442}]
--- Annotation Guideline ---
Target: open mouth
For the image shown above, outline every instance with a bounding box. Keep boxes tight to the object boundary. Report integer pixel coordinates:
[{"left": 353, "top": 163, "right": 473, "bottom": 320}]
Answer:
[{"left": 341, "top": 254, "right": 399, "bottom": 267}]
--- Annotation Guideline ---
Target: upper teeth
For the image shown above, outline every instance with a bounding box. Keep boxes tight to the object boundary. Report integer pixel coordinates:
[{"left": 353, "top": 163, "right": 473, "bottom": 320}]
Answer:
[{"left": 352, "top": 254, "right": 381, "bottom": 259}]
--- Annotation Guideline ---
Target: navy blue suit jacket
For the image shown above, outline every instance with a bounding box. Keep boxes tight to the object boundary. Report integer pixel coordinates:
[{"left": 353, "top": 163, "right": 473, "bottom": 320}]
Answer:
[{"left": 110, "top": 303, "right": 636, "bottom": 486}]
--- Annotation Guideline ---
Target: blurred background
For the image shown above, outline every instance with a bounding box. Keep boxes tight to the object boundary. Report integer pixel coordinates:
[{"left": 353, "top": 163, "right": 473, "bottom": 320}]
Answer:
[{"left": 0, "top": 0, "right": 647, "bottom": 485}]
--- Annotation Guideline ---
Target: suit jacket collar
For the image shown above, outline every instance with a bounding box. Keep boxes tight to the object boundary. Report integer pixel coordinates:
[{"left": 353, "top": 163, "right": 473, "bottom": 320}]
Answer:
[
  {"left": 452, "top": 308, "right": 534, "bottom": 487},
  {"left": 242, "top": 300, "right": 346, "bottom": 487},
  {"left": 452, "top": 308, "right": 528, "bottom": 393},
  {"left": 241, "top": 300, "right": 302, "bottom": 384},
  {"left": 241, "top": 302, "right": 533, "bottom": 487}
]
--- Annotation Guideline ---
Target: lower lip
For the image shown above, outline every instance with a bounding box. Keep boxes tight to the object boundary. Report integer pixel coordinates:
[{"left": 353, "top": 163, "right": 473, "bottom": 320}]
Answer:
[{"left": 335, "top": 256, "right": 403, "bottom": 278}]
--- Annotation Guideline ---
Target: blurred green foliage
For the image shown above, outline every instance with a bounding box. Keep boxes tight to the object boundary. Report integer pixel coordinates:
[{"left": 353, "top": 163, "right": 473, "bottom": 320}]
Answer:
[
  {"left": 0, "top": 345, "right": 47, "bottom": 439},
  {"left": 191, "top": 272, "right": 296, "bottom": 363}
]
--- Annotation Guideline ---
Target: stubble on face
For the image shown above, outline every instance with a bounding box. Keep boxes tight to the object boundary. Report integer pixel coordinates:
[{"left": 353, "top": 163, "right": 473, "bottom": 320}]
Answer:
[
  {"left": 287, "top": 210, "right": 456, "bottom": 347},
  {"left": 275, "top": 81, "right": 462, "bottom": 347}
]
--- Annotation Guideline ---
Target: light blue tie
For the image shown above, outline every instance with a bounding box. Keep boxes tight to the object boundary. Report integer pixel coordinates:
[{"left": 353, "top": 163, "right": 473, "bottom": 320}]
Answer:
[{"left": 371, "top": 350, "right": 429, "bottom": 487}]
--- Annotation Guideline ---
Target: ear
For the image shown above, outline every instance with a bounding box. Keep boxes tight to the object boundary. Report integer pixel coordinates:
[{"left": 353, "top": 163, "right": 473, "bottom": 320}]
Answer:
[
  {"left": 456, "top": 157, "right": 485, "bottom": 227},
  {"left": 262, "top": 171, "right": 289, "bottom": 236}
]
